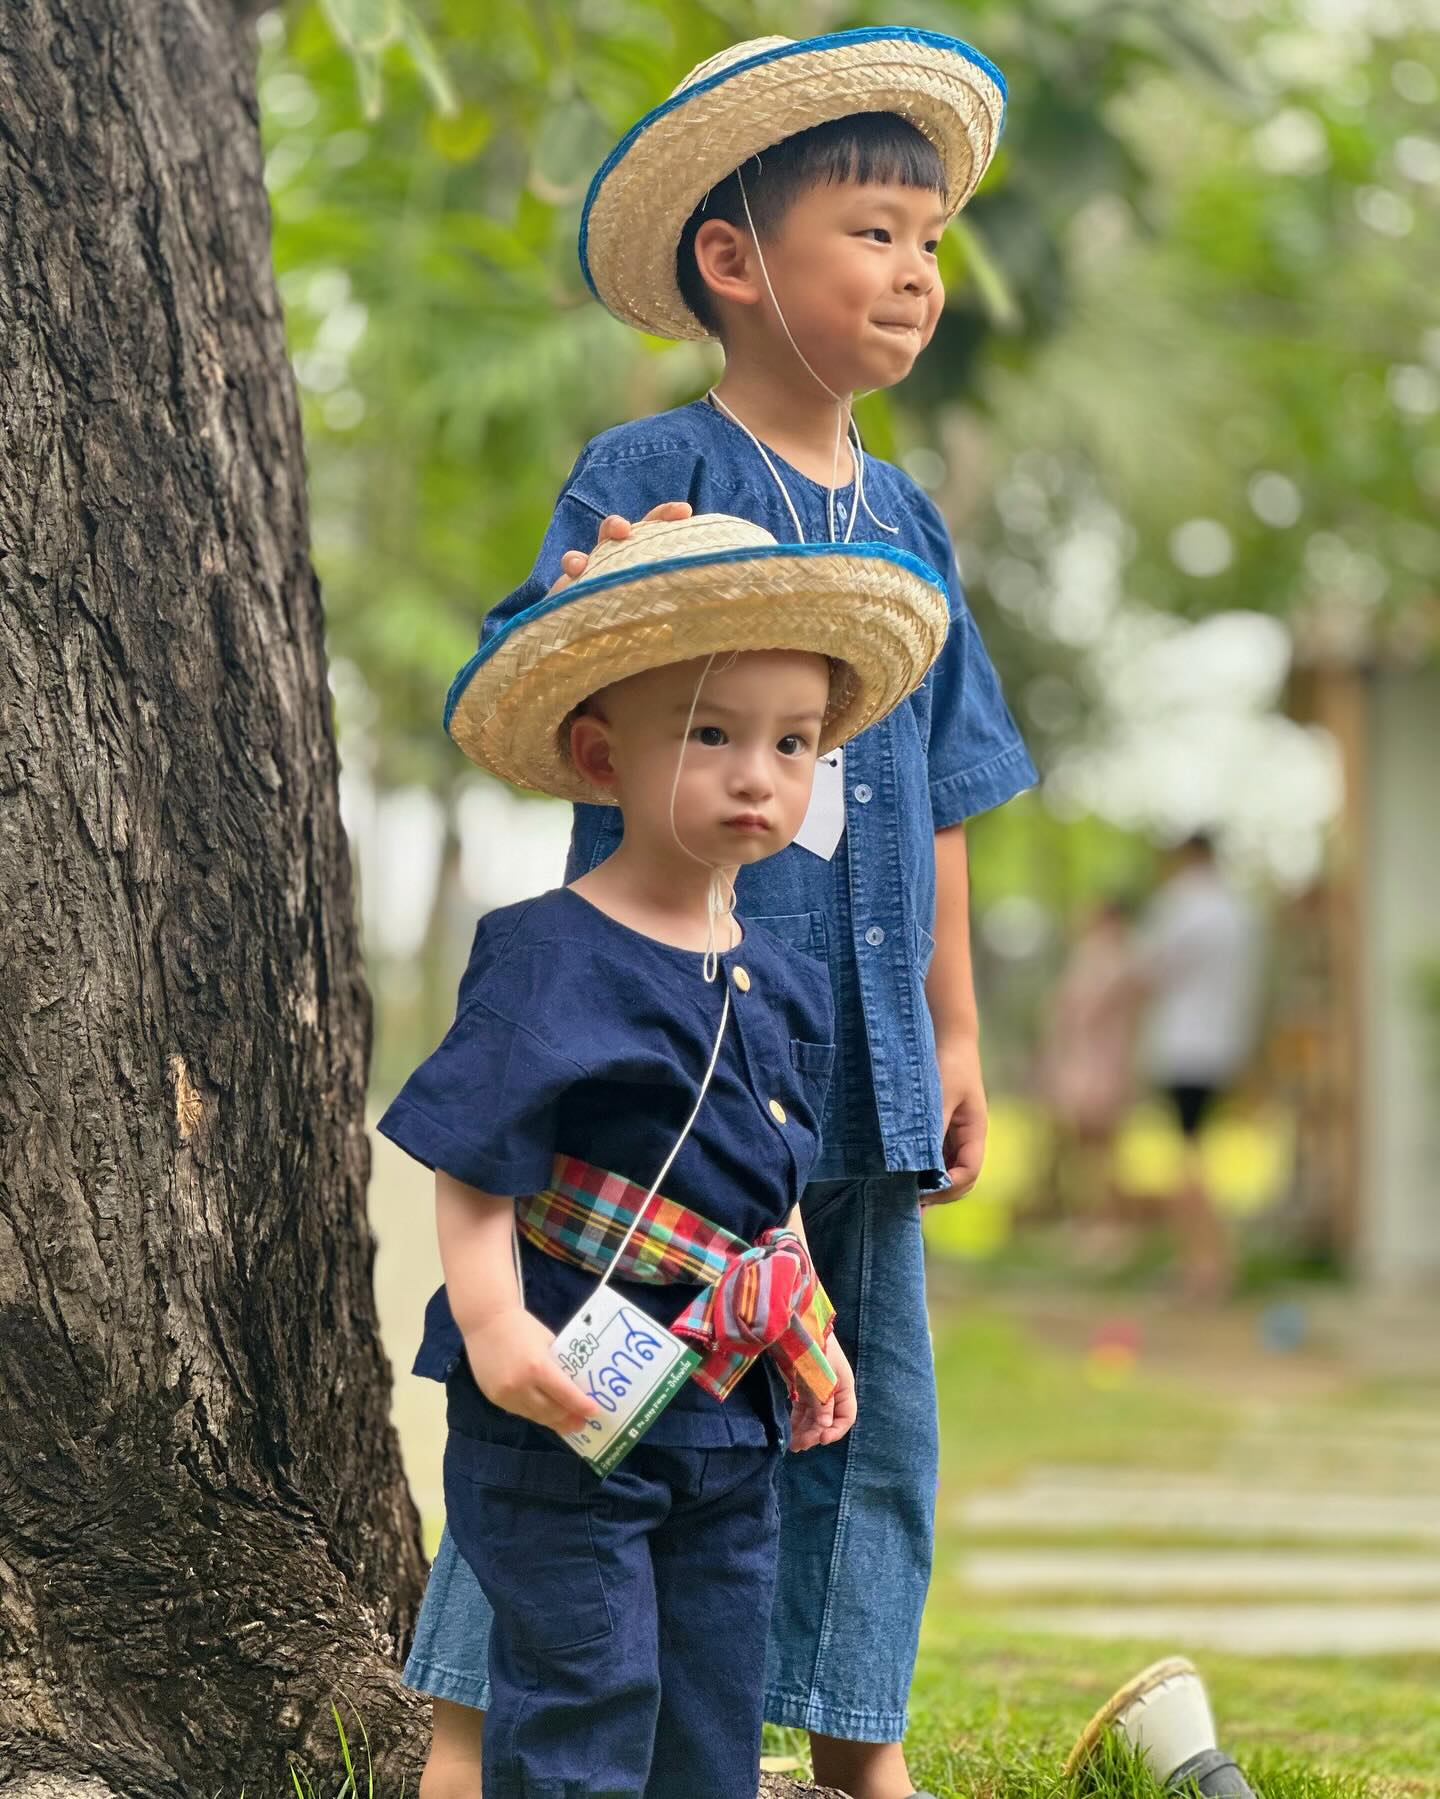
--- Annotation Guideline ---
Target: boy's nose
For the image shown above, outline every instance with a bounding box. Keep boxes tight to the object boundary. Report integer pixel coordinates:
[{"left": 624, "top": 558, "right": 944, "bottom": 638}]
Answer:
[{"left": 729, "top": 751, "right": 775, "bottom": 800}]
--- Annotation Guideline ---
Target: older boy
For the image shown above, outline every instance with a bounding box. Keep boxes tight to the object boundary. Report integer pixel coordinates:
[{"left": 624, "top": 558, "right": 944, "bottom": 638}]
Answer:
[{"left": 409, "top": 30, "right": 1035, "bottom": 1799}]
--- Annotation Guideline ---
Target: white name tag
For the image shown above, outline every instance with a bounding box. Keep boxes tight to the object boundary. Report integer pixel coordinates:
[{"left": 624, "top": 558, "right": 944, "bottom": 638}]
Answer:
[
  {"left": 550, "top": 1283, "right": 700, "bottom": 1478},
  {"left": 794, "top": 745, "right": 845, "bottom": 861}
]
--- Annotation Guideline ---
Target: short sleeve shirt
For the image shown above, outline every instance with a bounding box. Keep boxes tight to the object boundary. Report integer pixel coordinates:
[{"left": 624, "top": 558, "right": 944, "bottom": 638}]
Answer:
[
  {"left": 378, "top": 887, "right": 835, "bottom": 1446},
  {"left": 473, "top": 401, "right": 1037, "bottom": 1187},
  {"left": 1138, "top": 869, "right": 1263, "bottom": 1086}
]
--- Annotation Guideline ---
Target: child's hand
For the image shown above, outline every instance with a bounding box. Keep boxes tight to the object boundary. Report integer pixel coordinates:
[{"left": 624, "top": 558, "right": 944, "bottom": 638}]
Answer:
[
  {"left": 927, "top": 1036, "right": 988, "bottom": 1203},
  {"left": 545, "top": 501, "right": 694, "bottom": 596},
  {"left": 789, "top": 1338, "right": 856, "bottom": 1453},
  {"left": 463, "top": 1306, "right": 596, "bottom": 1436}
]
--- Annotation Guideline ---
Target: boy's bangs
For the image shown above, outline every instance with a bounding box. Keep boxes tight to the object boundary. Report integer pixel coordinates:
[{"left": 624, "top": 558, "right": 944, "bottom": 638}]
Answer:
[{"left": 784, "top": 115, "right": 948, "bottom": 201}]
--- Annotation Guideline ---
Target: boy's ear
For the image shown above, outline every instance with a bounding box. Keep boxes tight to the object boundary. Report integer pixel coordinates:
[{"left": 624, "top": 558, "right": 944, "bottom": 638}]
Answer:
[
  {"left": 692, "top": 218, "right": 762, "bottom": 313},
  {"left": 569, "top": 713, "right": 619, "bottom": 790}
]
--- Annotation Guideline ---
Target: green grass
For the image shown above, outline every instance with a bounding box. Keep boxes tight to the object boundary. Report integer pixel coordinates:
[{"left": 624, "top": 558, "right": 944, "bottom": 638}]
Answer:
[
  {"left": 899, "top": 1621, "right": 1440, "bottom": 1794},
  {"left": 928, "top": 1300, "right": 1229, "bottom": 1493}
]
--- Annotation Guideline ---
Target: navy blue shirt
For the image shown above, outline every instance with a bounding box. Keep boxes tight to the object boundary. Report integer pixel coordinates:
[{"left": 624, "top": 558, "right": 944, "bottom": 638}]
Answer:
[
  {"left": 476, "top": 400, "right": 1038, "bottom": 1187},
  {"left": 379, "top": 887, "right": 835, "bottom": 1446}
]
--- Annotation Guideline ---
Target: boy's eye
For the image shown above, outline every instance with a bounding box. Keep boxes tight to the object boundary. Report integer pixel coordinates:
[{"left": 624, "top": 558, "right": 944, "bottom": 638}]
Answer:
[
  {"left": 859, "top": 227, "right": 892, "bottom": 244},
  {"left": 777, "top": 734, "right": 809, "bottom": 757},
  {"left": 692, "top": 724, "right": 727, "bottom": 747},
  {"left": 925, "top": 239, "right": 941, "bottom": 255}
]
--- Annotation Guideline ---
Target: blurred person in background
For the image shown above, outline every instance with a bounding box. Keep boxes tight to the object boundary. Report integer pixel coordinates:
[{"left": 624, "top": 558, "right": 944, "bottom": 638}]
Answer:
[
  {"left": 1137, "top": 835, "right": 1263, "bottom": 1301},
  {"left": 1036, "top": 897, "right": 1142, "bottom": 1219}
]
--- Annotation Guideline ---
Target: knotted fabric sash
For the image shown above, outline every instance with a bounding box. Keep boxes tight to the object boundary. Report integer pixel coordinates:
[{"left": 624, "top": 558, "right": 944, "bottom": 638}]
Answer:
[{"left": 517, "top": 1153, "right": 837, "bottom": 1405}]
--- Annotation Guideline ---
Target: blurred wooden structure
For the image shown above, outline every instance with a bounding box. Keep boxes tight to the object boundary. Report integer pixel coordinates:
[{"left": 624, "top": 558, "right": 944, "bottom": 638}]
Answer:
[{"left": 1290, "top": 657, "right": 1440, "bottom": 1286}]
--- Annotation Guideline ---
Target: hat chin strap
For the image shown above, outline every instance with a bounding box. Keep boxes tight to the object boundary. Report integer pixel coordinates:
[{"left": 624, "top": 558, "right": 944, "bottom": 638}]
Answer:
[
  {"left": 735, "top": 165, "right": 849, "bottom": 543},
  {"left": 667, "top": 652, "right": 739, "bottom": 984}
]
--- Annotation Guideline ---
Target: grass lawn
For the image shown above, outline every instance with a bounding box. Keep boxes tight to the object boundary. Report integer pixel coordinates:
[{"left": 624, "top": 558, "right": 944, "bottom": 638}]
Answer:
[{"left": 757, "top": 1297, "right": 1440, "bottom": 1798}]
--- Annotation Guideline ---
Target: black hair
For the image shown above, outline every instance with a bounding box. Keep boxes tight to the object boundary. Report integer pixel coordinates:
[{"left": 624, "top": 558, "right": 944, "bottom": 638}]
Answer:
[{"left": 675, "top": 112, "right": 948, "bottom": 334}]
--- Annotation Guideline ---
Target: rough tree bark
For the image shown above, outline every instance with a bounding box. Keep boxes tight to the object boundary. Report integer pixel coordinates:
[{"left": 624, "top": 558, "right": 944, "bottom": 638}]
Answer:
[{"left": 0, "top": 2, "right": 431, "bottom": 1791}]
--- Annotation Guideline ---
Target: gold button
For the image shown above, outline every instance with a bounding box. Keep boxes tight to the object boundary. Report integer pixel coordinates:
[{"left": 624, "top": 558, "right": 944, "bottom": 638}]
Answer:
[
  {"left": 732, "top": 965, "right": 751, "bottom": 992},
  {"left": 768, "top": 1098, "right": 787, "bottom": 1125}
]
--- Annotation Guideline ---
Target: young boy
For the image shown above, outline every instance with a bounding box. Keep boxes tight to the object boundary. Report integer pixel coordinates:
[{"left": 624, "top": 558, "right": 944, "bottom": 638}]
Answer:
[
  {"left": 406, "top": 29, "right": 1036, "bottom": 1799},
  {"left": 381, "top": 512, "right": 951, "bottom": 1798}
]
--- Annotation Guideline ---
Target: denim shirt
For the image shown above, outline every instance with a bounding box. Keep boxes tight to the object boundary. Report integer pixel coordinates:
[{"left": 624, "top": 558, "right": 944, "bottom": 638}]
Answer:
[{"left": 477, "top": 400, "right": 1037, "bottom": 1186}]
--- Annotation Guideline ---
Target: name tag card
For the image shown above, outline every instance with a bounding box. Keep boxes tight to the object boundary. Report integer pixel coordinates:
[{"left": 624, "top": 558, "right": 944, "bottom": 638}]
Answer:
[
  {"left": 550, "top": 1283, "right": 700, "bottom": 1479},
  {"left": 794, "top": 746, "right": 845, "bottom": 861}
]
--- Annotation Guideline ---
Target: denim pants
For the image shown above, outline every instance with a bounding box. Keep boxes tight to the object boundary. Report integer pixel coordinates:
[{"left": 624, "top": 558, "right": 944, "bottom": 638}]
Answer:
[
  {"left": 445, "top": 1420, "right": 780, "bottom": 1799},
  {"left": 406, "top": 1173, "right": 937, "bottom": 1745}
]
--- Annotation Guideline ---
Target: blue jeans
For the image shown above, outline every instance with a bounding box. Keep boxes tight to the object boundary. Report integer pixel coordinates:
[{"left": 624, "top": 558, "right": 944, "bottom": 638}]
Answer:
[{"left": 404, "top": 1173, "right": 937, "bottom": 1744}]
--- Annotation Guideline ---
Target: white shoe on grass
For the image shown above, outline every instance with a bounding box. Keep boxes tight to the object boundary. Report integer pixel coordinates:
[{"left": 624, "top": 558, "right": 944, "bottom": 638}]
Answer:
[{"left": 1064, "top": 1656, "right": 1257, "bottom": 1797}]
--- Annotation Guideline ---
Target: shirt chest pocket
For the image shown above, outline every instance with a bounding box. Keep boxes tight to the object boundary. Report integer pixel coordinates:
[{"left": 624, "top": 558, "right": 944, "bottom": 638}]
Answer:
[
  {"left": 790, "top": 1039, "right": 835, "bottom": 1078},
  {"left": 788, "top": 1038, "right": 836, "bottom": 1123}
]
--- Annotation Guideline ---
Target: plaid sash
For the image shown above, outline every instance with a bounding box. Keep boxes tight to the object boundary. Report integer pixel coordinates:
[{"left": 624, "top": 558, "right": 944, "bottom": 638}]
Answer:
[{"left": 517, "top": 1153, "right": 837, "bottom": 1405}]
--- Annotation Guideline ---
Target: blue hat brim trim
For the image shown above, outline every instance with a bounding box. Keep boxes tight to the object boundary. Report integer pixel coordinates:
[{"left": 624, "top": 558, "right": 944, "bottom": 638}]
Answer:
[
  {"left": 444, "top": 539, "right": 946, "bottom": 734},
  {"left": 578, "top": 26, "right": 1008, "bottom": 307}
]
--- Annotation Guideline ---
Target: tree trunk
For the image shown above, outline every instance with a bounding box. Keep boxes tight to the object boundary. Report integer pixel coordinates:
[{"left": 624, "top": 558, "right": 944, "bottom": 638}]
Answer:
[{"left": 0, "top": 3, "right": 429, "bottom": 1792}]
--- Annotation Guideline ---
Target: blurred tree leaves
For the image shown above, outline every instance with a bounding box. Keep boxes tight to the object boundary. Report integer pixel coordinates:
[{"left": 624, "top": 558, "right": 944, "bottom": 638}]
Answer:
[{"left": 318, "top": 0, "right": 457, "bottom": 117}]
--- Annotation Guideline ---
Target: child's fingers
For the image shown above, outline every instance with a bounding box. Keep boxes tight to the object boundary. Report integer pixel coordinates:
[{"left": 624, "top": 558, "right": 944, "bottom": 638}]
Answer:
[
  {"left": 788, "top": 1398, "right": 815, "bottom": 1451},
  {"left": 828, "top": 1380, "right": 857, "bottom": 1436},
  {"left": 543, "top": 548, "right": 589, "bottom": 597},
  {"left": 530, "top": 1362, "right": 596, "bottom": 1430},
  {"left": 587, "top": 505, "right": 689, "bottom": 561}
]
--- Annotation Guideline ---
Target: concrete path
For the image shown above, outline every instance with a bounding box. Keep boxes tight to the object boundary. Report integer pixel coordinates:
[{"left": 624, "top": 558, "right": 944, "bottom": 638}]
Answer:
[
  {"left": 959, "top": 1474, "right": 1440, "bottom": 1542},
  {"left": 952, "top": 1293, "right": 1440, "bottom": 1655},
  {"left": 960, "top": 1547, "right": 1440, "bottom": 1597},
  {"left": 1002, "top": 1602, "right": 1440, "bottom": 1655}
]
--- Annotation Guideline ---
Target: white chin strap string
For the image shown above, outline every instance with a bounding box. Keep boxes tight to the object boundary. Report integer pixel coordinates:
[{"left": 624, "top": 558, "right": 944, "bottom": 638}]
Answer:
[
  {"left": 578, "top": 656, "right": 738, "bottom": 1301},
  {"left": 668, "top": 652, "right": 739, "bottom": 984}
]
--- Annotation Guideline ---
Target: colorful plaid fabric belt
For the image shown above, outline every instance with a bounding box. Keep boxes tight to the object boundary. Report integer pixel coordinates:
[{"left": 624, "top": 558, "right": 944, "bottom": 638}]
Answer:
[{"left": 517, "top": 1153, "right": 837, "bottom": 1406}]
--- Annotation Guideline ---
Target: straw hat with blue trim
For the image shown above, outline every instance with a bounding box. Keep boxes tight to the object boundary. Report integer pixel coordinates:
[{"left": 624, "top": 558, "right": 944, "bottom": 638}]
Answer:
[
  {"left": 580, "top": 27, "right": 1008, "bottom": 342},
  {"left": 446, "top": 513, "right": 950, "bottom": 803}
]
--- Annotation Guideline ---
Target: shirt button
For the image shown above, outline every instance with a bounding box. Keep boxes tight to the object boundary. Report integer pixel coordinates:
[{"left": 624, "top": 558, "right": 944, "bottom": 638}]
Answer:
[
  {"left": 865, "top": 925, "right": 886, "bottom": 948},
  {"left": 732, "top": 965, "right": 751, "bottom": 992},
  {"left": 768, "top": 1098, "right": 787, "bottom": 1125},
  {"left": 853, "top": 783, "right": 873, "bottom": 804}
]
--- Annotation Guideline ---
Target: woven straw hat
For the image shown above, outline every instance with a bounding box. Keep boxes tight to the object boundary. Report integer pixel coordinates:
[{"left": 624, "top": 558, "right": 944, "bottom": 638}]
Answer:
[
  {"left": 445, "top": 513, "right": 949, "bottom": 803},
  {"left": 580, "top": 27, "right": 1007, "bottom": 342}
]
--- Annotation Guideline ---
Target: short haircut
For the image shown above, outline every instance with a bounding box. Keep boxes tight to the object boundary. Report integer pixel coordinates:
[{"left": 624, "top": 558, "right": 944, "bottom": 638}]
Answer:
[{"left": 675, "top": 112, "right": 948, "bottom": 334}]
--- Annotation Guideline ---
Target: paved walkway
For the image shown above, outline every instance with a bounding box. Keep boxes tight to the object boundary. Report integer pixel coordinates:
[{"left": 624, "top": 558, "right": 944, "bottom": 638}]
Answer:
[{"left": 951, "top": 1294, "right": 1440, "bottom": 1656}]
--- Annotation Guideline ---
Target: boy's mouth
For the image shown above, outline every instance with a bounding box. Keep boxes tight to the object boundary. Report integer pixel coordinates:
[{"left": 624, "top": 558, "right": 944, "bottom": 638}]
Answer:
[
  {"left": 723, "top": 813, "right": 772, "bottom": 834},
  {"left": 872, "top": 314, "right": 924, "bottom": 334}
]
